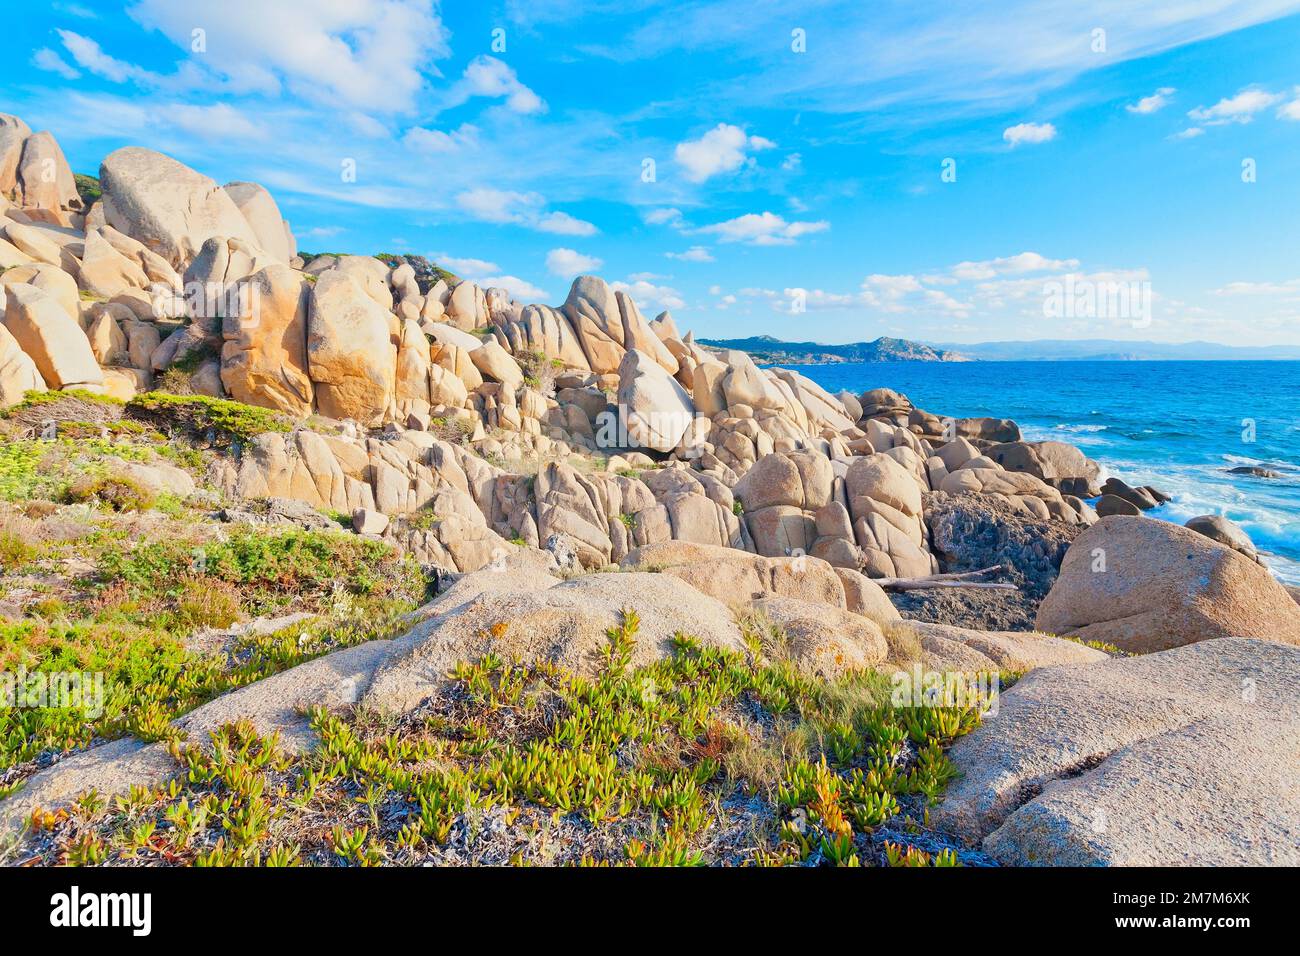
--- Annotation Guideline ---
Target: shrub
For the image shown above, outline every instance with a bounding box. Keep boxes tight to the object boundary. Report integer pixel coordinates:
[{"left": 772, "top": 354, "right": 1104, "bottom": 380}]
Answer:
[
  {"left": 125, "top": 393, "right": 292, "bottom": 446},
  {"left": 0, "top": 529, "right": 39, "bottom": 570},
  {"left": 174, "top": 577, "right": 243, "bottom": 630},
  {"left": 65, "top": 474, "right": 155, "bottom": 513}
]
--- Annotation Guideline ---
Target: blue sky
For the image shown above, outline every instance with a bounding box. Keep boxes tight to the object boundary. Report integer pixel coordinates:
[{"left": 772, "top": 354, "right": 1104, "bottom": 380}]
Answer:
[{"left": 6, "top": 1, "right": 1300, "bottom": 345}]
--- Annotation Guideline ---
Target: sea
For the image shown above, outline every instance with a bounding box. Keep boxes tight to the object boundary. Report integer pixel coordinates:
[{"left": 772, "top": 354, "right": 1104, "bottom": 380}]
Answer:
[{"left": 794, "top": 360, "right": 1300, "bottom": 586}]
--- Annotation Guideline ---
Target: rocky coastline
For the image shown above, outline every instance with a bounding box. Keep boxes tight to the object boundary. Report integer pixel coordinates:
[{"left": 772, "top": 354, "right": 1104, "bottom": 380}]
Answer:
[{"left": 2, "top": 112, "right": 1297, "bottom": 867}]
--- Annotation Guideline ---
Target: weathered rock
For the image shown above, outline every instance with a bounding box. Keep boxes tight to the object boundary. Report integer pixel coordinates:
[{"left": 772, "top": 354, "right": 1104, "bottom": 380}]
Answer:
[
  {"left": 621, "top": 541, "right": 846, "bottom": 609},
  {"left": 220, "top": 265, "right": 313, "bottom": 416},
  {"left": 563, "top": 275, "right": 625, "bottom": 374},
  {"left": 1185, "top": 514, "right": 1259, "bottom": 562},
  {"left": 174, "top": 642, "right": 395, "bottom": 754},
  {"left": 363, "top": 571, "right": 747, "bottom": 714},
  {"left": 1036, "top": 516, "right": 1300, "bottom": 652},
  {"left": 904, "top": 620, "right": 1108, "bottom": 671},
  {"left": 16, "top": 131, "right": 80, "bottom": 219},
  {"left": 934, "top": 638, "right": 1300, "bottom": 866},
  {"left": 615, "top": 348, "right": 695, "bottom": 452},
  {"left": 470, "top": 338, "right": 524, "bottom": 391},
  {"left": 223, "top": 181, "right": 293, "bottom": 262},
  {"left": 307, "top": 271, "right": 396, "bottom": 425},
  {"left": 0, "top": 321, "right": 46, "bottom": 407},
  {"left": 752, "top": 596, "right": 887, "bottom": 677},
  {"left": 99, "top": 146, "right": 260, "bottom": 268},
  {"left": 77, "top": 228, "right": 149, "bottom": 299},
  {"left": 1095, "top": 493, "right": 1140, "bottom": 517},
  {"left": 0, "top": 738, "right": 178, "bottom": 836},
  {"left": 2, "top": 283, "right": 102, "bottom": 387}
]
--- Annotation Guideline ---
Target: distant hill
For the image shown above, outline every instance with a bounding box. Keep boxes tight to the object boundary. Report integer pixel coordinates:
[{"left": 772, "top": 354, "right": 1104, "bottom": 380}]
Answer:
[
  {"left": 932, "top": 339, "right": 1300, "bottom": 361},
  {"left": 697, "top": 335, "right": 971, "bottom": 364}
]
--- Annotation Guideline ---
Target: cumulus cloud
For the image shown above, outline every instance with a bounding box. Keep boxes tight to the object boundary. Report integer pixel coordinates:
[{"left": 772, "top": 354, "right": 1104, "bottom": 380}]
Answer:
[
  {"left": 1127, "top": 87, "right": 1175, "bottom": 114},
  {"left": 432, "top": 255, "right": 501, "bottom": 278},
  {"left": 674, "top": 123, "right": 775, "bottom": 182},
  {"left": 546, "top": 247, "right": 603, "bottom": 277},
  {"left": 537, "top": 211, "right": 598, "bottom": 236},
  {"left": 697, "top": 211, "right": 828, "bottom": 246},
  {"left": 949, "top": 252, "right": 1079, "bottom": 281},
  {"left": 611, "top": 279, "right": 685, "bottom": 311},
  {"left": 475, "top": 275, "right": 550, "bottom": 301},
  {"left": 447, "top": 55, "right": 546, "bottom": 114},
  {"left": 1003, "top": 121, "right": 1057, "bottom": 146},
  {"left": 643, "top": 207, "right": 684, "bottom": 226},
  {"left": 1188, "top": 87, "right": 1283, "bottom": 125}
]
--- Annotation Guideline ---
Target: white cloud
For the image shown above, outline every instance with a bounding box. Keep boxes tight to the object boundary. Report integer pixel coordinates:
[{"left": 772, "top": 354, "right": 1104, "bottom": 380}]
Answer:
[
  {"left": 404, "top": 124, "right": 479, "bottom": 153},
  {"left": 610, "top": 279, "right": 685, "bottom": 311},
  {"left": 950, "top": 252, "right": 1079, "bottom": 280},
  {"left": 782, "top": 152, "right": 802, "bottom": 172},
  {"left": 1172, "top": 126, "right": 1205, "bottom": 139},
  {"left": 644, "top": 207, "right": 683, "bottom": 226},
  {"left": 57, "top": 29, "right": 150, "bottom": 83},
  {"left": 127, "top": 0, "right": 450, "bottom": 112},
  {"left": 1188, "top": 87, "right": 1283, "bottom": 125},
  {"left": 674, "top": 123, "right": 775, "bottom": 182},
  {"left": 546, "top": 247, "right": 603, "bottom": 277},
  {"left": 163, "top": 102, "right": 267, "bottom": 141},
  {"left": 1127, "top": 86, "right": 1175, "bottom": 114},
  {"left": 449, "top": 55, "right": 547, "bottom": 114},
  {"left": 666, "top": 245, "right": 715, "bottom": 262},
  {"left": 454, "top": 190, "right": 597, "bottom": 236},
  {"left": 32, "top": 48, "right": 80, "bottom": 80},
  {"left": 1277, "top": 87, "right": 1300, "bottom": 121},
  {"left": 433, "top": 255, "right": 501, "bottom": 278},
  {"left": 698, "top": 211, "right": 829, "bottom": 246},
  {"left": 537, "top": 211, "right": 598, "bottom": 236},
  {"left": 1003, "top": 122, "right": 1057, "bottom": 146},
  {"left": 455, "top": 188, "right": 542, "bottom": 224},
  {"left": 476, "top": 275, "right": 550, "bottom": 301},
  {"left": 1210, "top": 278, "right": 1300, "bottom": 296}
]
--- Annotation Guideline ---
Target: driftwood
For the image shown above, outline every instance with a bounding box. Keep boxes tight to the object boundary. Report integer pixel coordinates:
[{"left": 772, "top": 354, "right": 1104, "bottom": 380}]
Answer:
[{"left": 874, "top": 565, "right": 1019, "bottom": 592}]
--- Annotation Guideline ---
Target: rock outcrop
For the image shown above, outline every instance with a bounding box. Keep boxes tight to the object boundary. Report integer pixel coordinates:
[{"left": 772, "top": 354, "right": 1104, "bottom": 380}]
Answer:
[
  {"left": 934, "top": 638, "right": 1300, "bottom": 865},
  {"left": 1036, "top": 516, "right": 1300, "bottom": 652}
]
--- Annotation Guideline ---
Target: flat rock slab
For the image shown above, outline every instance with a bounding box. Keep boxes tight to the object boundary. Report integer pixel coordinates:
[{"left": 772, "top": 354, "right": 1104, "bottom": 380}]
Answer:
[
  {"left": 174, "top": 640, "right": 396, "bottom": 754},
  {"left": 0, "top": 738, "right": 178, "bottom": 836},
  {"left": 906, "top": 621, "right": 1109, "bottom": 672},
  {"left": 933, "top": 637, "right": 1300, "bottom": 865},
  {"left": 364, "top": 571, "right": 747, "bottom": 715}
]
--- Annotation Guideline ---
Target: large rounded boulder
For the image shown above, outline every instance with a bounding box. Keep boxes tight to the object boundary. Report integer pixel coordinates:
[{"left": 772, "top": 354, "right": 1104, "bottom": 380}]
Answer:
[{"left": 1036, "top": 516, "right": 1300, "bottom": 652}]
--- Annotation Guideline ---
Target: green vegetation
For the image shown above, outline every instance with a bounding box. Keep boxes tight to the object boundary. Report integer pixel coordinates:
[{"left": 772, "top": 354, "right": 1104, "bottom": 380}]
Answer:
[
  {"left": 515, "top": 349, "right": 564, "bottom": 391},
  {"left": 11, "top": 613, "right": 987, "bottom": 867},
  {"left": 428, "top": 416, "right": 475, "bottom": 445},
  {"left": 64, "top": 474, "right": 155, "bottom": 513},
  {"left": 125, "top": 392, "right": 292, "bottom": 446},
  {"left": 0, "top": 526, "right": 430, "bottom": 771},
  {"left": 74, "top": 173, "right": 102, "bottom": 206}
]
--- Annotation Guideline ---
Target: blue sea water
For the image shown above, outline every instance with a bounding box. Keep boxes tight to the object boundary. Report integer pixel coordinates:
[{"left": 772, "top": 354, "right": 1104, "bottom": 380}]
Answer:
[{"left": 794, "top": 361, "right": 1300, "bottom": 586}]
